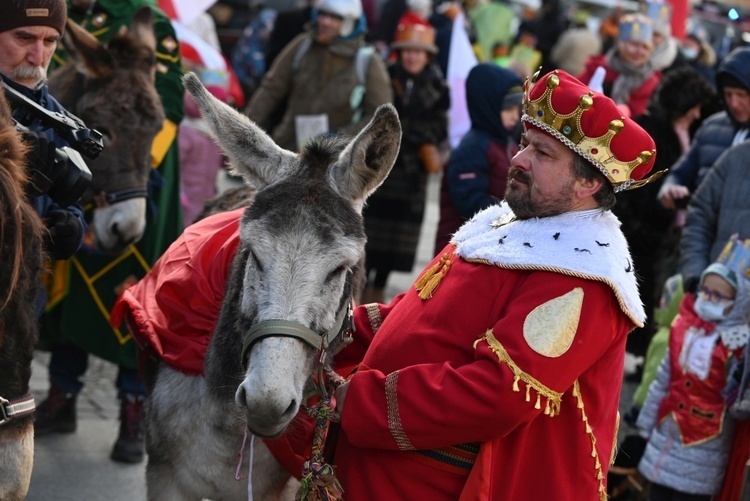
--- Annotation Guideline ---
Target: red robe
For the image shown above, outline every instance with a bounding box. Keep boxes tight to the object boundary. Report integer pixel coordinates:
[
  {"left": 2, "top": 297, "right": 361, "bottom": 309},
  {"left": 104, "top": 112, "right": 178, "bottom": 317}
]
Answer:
[{"left": 334, "top": 202, "right": 643, "bottom": 501}]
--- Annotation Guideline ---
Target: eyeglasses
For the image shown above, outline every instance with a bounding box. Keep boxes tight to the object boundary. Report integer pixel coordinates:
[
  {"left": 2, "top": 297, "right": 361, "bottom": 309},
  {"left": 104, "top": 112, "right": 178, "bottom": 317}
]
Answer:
[{"left": 698, "top": 286, "right": 735, "bottom": 303}]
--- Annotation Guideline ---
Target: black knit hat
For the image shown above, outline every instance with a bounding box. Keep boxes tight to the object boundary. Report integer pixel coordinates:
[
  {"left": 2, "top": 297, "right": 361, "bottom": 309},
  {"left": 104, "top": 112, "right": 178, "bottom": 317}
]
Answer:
[
  {"left": 717, "top": 72, "right": 749, "bottom": 92},
  {"left": 0, "top": 0, "right": 67, "bottom": 35}
]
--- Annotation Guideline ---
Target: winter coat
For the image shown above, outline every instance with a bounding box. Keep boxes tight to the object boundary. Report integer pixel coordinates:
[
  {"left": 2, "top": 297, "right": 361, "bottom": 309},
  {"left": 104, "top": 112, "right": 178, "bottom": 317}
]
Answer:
[
  {"left": 578, "top": 54, "right": 661, "bottom": 118},
  {"left": 680, "top": 141, "right": 750, "bottom": 290},
  {"left": 3, "top": 76, "right": 86, "bottom": 230},
  {"left": 245, "top": 28, "right": 393, "bottom": 151},
  {"left": 637, "top": 295, "right": 736, "bottom": 496},
  {"left": 364, "top": 62, "right": 449, "bottom": 273},
  {"left": 660, "top": 47, "right": 750, "bottom": 193},
  {"left": 435, "top": 64, "right": 521, "bottom": 253}
]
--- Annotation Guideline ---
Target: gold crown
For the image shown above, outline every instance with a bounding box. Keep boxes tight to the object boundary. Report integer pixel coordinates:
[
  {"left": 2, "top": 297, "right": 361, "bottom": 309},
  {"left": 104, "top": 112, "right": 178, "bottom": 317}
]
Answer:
[{"left": 522, "top": 71, "right": 664, "bottom": 192}]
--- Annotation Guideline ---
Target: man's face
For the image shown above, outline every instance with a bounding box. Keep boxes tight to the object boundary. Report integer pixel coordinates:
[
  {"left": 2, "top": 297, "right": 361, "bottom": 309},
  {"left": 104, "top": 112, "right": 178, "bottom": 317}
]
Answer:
[
  {"left": 505, "top": 127, "right": 579, "bottom": 219},
  {"left": 0, "top": 26, "right": 60, "bottom": 88},
  {"left": 723, "top": 86, "right": 750, "bottom": 125},
  {"left": 617, "top": 39, "right": 652, "bottom": 67},
  {"left": 315, "top": 11, "right": 344, "bottom": 44}
]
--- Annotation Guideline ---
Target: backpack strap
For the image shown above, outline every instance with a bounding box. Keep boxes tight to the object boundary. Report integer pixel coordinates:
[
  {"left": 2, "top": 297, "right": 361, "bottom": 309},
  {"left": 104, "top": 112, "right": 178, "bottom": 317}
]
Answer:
[
  {"left": 292, "top": 36, "right": 313, "bottom": 72},
  {"left": 354, "top": 45, "right": 374, "bottom": 86}
]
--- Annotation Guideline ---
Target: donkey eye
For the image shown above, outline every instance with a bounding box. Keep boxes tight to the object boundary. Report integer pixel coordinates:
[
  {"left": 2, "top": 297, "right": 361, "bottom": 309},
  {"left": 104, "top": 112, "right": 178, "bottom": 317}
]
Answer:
[
  {"left": 326, "top": 265, "right": 348, "bottom": 283},
  {"left": 250, "top": 250, "right": 264, "bottom": 272}
]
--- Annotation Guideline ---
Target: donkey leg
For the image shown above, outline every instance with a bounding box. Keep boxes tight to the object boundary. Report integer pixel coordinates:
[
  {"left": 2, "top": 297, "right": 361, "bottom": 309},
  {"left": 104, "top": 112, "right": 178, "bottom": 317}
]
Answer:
[
  {"left": 146, "top": 459, "right": 200, "bottom": 501},
  {"left": 0, "top": 422, "right": 34, "bottom": 501}
]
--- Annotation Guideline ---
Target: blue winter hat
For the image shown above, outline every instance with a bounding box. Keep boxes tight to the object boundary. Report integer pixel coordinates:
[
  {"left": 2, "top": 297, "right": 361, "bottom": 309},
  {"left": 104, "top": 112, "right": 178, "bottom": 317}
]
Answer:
[{"left": 700, "top": 263, "right": 739, "bottom": 292}]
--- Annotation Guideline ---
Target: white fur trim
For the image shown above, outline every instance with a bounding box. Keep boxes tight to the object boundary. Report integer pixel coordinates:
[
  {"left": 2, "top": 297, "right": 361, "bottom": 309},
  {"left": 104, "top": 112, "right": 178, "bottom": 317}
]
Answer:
[{"left": 452, "top": 202, "right": 646, "bottom": 326}]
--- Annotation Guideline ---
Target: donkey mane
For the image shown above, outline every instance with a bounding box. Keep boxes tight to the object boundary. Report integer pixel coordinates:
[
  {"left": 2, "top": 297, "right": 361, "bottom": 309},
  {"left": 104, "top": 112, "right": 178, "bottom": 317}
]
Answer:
[{"left": 297, "top": 135, "right": 350, "bottom": 175}]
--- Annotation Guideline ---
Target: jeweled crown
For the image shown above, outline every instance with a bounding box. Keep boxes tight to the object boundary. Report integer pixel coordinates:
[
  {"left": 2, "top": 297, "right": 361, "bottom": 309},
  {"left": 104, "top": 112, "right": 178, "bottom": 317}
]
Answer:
[{"left": 522, "top": 69, "right": 663, "bottom": 192}]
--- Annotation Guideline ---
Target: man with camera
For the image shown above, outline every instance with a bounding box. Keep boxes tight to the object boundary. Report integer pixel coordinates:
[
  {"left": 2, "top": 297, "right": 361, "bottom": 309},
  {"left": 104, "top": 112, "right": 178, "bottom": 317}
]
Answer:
[{"left": 0, "top": 0, "right": 86, "bottom": 274}]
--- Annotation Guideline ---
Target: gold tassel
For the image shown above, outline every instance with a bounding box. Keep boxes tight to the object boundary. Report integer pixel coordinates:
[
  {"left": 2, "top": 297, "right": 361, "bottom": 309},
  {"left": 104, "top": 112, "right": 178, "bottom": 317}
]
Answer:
[
  {"left": 544, "top": 399, "right": 551, "bottom": 415},
  {"left": 414, "top": 260, "right": 442, "bottom": 291},
  {"left": 415, "top": 251, "right": 454, "bottom": 300},
  {"left": 534, "top": 393, "right": 541, "bottom": 409},
  {"left": 524, "top": 382, "right": 530, "bottom": 400},
  {"left": 513, "top": 376, "right": 520, "bottom": 392},
  {"left": 417, "top": 270, "right": 445, "bottom": 299}
]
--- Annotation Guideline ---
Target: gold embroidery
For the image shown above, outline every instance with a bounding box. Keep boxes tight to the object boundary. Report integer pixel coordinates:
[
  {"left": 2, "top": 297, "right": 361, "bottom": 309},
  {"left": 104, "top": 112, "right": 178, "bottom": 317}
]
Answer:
[
  {"left": 386, "top": 371, "right": 415, "bottom": 451},
  {"left": 573, "top": 380, "right": 607, "bottom": 501},
  {"left": 523, "top": 288, "right": 583, "bottom": 357},
  {"left": 475, "top": 330, "right": 562, "bottom": 416},
  {"left": 365, "top": 303, "right": 382, "bottom": 334}
]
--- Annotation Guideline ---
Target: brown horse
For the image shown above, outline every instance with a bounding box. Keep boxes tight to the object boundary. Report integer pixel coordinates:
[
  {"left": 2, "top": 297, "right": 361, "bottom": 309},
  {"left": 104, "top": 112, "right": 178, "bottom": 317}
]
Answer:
[
  {"left": 48, "top": 7, "right": 163, "bottom": 254},
  {"left": 0, "top": 92, "right": 45, "bottom": 500}
]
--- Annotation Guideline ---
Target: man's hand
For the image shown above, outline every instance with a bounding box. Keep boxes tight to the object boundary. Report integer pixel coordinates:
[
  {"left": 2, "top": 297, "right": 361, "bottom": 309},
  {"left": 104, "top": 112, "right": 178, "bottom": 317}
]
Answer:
[
  {"left": 658, "top": 184, "right": 690, "bottom": 210},
  {"left": 334, "top": 381, "right": 349, "bottom": 414},
  {"left": 22, "top": 130, "right": 58, "bottom": 196},
  {"left": 44, "top": 209, "right": 84, "bottom": 260}
]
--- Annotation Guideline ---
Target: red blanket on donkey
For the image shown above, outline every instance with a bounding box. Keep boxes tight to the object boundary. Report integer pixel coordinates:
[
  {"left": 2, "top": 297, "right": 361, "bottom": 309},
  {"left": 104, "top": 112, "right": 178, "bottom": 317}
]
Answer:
[{"left": 110, "top": 208, "right": 313, "bottom": 479}]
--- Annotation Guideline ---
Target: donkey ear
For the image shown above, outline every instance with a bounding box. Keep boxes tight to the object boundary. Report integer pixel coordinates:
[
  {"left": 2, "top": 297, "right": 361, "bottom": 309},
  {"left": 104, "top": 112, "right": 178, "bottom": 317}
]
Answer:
[
  {"left": 332, "top": 104, "right": 401, "bottom": 208},
  {"left": 182, "top": 73, "right": 297, "bottom": 189},
  {"left": 62, "top": 18, "right": 113, "bottom": 79},
  {"left": 128, "top": 7, "right": 157, "bottom": 52}
]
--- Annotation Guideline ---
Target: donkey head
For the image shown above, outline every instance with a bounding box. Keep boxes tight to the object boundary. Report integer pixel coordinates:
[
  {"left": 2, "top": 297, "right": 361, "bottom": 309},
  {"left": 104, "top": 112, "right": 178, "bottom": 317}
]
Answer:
[
  {"left": 184, "top": 73, "right": 401, "bottom": 437},
  {"left": 48, "top": 7, "right": 164, "bottom": 253}
]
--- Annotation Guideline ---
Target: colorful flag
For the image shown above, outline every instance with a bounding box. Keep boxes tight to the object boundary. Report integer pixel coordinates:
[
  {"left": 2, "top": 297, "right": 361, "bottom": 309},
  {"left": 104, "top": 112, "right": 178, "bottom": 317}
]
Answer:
[{"left": 158, "top": 0, "right": 217, "bottom": 26}]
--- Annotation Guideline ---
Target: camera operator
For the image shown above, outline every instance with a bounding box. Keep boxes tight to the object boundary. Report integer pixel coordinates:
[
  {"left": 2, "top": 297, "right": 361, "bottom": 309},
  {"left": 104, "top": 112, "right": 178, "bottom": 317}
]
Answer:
[{"left": 0, "top": 0, "right": 86, "bottom": 275}]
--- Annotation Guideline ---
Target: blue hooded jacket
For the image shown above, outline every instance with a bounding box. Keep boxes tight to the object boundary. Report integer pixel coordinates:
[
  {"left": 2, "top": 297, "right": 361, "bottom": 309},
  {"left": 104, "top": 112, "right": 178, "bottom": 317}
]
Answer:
[
  {"left": 664, "top": 46, "right": 750, "bottom": 191},
  {"left": 435, "top": 64, "right": 522, "bottom": 253}
]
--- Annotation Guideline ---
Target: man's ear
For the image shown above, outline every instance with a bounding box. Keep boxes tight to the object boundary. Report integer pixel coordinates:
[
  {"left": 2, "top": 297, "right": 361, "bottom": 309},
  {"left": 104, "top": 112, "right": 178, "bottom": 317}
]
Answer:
[{"left": 575, "top": 176, "right": 605, "bottom": 200}]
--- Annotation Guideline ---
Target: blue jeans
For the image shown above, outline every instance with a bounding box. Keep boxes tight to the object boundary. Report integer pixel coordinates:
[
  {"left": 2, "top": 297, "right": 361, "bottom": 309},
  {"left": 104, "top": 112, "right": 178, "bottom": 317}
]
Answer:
[{"left": 49, "top": 342, "right": 146, "bottom": 400}]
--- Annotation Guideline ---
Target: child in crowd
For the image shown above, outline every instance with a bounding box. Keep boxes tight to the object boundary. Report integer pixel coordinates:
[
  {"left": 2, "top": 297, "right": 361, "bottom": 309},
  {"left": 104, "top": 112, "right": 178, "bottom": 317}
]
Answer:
[{"left": 636, "top": 262, "right": 746, "bottom": 500}]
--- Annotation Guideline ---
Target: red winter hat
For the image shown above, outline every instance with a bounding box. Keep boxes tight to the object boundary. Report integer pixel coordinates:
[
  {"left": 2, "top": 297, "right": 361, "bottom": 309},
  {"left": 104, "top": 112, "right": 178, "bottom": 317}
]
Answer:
[
  {"left": 0, "top": 0, "right": 67, "bottom": 35},
  {"left": 522, "top": 69, "right": 662, "bottom": 192}
]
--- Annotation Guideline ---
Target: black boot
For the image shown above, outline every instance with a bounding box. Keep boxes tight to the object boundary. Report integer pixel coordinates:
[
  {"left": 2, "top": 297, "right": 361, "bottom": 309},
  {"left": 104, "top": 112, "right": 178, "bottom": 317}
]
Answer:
[
  {"left": 34, "top": 383, "right": 77, "bottom": 435},
  {"left": 110, "top": 394, "right": 146, "bottom": 463}
]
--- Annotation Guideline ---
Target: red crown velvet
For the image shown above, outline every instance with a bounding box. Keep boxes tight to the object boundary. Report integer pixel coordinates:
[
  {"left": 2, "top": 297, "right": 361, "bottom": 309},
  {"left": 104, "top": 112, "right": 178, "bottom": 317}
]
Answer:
[{"left": 522, "top": 69, "right": 662, "bottom": 192}]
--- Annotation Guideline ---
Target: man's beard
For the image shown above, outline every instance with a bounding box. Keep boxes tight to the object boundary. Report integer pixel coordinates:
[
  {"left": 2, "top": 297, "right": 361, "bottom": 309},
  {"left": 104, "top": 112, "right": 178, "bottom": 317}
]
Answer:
[
  {"left": 10, "top": 65, "right": 47, "bottom": 88},
  {"left": 504, "top": 169, "right": 576, "bottom": 220}
]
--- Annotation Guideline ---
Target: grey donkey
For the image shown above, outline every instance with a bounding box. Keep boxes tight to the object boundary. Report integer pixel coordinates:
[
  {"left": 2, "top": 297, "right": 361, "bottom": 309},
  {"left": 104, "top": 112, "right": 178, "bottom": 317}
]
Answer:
[{"left": 143, "top": 72, "right": 401, "bottom": 500}]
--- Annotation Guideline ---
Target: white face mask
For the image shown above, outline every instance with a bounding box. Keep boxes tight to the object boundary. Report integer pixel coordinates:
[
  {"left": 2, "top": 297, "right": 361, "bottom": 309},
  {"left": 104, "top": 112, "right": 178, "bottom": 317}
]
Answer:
[
  {"left": 694, "top": 295, "right": 734, "bottom": 322},
  {"left": 681, "top": 47, "right": 699, "bottom": 60}
]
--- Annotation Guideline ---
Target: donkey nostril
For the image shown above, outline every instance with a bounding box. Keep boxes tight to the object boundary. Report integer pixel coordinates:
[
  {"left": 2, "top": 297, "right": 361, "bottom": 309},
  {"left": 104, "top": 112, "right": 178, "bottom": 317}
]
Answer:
[
  {"left": 111, "top": 222, "right": 121, "bottom": 239},
  {"left": 281, "top": 399, "right": 297, "bottom": 419},
  {"left": 236, "top": 387, "right": 247, "bottom": 407}
]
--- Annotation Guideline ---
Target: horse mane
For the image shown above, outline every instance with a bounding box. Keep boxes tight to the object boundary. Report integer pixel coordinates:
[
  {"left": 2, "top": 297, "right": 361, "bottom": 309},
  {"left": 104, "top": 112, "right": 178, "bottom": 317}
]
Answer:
[
  {"left": 0, "top": 97, "right": 44, "bottom": 329},
  {"left": 0, "top": 96, "right": 43, "bottom": 345}
]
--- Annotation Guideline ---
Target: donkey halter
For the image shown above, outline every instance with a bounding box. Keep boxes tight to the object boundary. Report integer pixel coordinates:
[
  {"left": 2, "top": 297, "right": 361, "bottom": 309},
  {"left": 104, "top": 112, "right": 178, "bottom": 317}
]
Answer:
[{"left": 239, "top": 301, "right": 354, "bottom": 370}]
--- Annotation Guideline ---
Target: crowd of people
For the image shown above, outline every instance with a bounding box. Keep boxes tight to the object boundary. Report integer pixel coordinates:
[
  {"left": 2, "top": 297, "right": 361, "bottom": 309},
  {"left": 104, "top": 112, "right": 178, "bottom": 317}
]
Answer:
[{"left": 3, "top": 0, "right": 750, "bottom": 498}]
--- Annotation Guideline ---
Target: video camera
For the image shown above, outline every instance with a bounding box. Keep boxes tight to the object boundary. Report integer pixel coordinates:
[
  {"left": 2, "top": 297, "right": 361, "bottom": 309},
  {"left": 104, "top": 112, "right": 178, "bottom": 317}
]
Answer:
[{"left": 2, "top": 80, "right": 103, "bottom": 207}]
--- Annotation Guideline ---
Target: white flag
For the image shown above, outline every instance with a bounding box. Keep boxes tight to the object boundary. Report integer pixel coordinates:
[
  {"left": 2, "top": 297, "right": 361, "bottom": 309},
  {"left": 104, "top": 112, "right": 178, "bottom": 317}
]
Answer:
[{"left": 446, "top": 11, "right": 478, "bottom": 148}]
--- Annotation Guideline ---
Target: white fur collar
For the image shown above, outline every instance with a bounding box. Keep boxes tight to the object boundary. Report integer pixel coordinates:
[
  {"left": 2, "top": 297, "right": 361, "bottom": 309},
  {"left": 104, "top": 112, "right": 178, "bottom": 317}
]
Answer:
[{"left": 452, "top": 202, "right": 645, "bottom": 326}]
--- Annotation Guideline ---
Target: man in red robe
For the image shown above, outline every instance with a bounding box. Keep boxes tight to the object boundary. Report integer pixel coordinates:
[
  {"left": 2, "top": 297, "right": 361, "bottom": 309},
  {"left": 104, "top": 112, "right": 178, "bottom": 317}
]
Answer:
[{"left": 330, "top": 69, "right": 664, "bottom": 500}]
